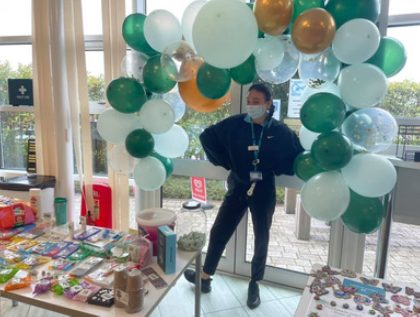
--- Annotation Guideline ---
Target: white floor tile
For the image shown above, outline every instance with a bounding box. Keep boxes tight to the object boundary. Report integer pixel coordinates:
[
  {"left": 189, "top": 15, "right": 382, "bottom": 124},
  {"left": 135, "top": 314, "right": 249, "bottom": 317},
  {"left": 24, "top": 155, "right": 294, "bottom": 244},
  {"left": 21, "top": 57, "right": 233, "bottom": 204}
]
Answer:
[
  {"left": 1, "top": 299, "right": 31, "bottom": 317},
  {"left": 199, "top": 274, "right": 242, "bottom": 314},
  {"left": 222, "top": 275, "right": 276, "bottom": 305},
  {"left": 205, "top": 306, "right": 249, "bottom": 317},
  {"left": 245, "top": 299, "right": 292, "bottom": 317},
  {"left": 278, "top": 296, "right": 301, "bottom": 315},
  {"left": 265, "top": 284, "right": 302, "bottom": 300},
  {"left": 157, "top": 276, "right": 202, "bottom": 317}
]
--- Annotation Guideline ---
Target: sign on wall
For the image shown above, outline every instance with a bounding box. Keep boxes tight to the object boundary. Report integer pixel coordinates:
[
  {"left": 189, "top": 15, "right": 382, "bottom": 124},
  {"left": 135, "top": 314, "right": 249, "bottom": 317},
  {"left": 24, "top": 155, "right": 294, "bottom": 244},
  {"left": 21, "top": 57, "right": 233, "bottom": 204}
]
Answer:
[
  {"left": 287, "top": 79, "right": 306, "bottom": 118},
  {"left": 8, "top": 79, "right": 33, "bottom": 106},
  {"left": 191, "top": 176, "right": 207, "bottom": 203}
]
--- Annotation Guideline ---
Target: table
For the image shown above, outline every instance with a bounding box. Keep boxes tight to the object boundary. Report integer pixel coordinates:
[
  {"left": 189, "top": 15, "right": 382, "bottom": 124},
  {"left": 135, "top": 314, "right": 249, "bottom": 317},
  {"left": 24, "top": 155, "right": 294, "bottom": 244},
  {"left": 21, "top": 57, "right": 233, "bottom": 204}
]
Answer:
[
  {"left": 295, "top": 263, "right": 420, "bottom": 317},
  {"left": 0, "top": 240, "right": 202, "bottom": 316}
]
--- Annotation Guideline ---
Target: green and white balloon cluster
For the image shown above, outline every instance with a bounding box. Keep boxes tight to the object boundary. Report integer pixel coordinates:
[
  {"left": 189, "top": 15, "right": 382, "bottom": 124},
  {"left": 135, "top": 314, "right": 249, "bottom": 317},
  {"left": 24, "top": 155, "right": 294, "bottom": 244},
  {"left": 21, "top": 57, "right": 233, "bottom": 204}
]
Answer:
[{"left": 292, "top": 0, "right": 407, "bottom": 235}]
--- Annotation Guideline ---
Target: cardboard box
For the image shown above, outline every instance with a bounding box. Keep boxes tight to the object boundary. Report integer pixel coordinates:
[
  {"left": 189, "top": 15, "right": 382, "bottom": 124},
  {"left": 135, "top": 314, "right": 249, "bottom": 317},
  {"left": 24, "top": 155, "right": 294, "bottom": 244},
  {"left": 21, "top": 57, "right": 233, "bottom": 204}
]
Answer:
[{"left": 157, "top": 225, "right": 176, "bottom": 274}]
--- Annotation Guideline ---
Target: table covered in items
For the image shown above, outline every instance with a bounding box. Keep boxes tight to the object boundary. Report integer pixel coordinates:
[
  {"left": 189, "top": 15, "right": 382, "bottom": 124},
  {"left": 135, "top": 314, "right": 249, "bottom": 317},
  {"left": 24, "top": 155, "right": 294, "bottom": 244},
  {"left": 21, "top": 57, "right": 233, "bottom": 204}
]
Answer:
[
  {"left": 295, "top": 264, "right": 420, "bottom": 317},
  {"left": 0, "top": 222, "right": 201, "bottom": 317}
]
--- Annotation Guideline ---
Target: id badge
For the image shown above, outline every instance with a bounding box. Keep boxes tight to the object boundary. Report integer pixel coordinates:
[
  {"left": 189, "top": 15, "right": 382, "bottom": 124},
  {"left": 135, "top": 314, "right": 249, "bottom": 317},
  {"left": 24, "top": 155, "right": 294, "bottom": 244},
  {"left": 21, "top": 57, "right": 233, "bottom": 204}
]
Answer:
[
  {"left": 250, "top": 171, "right": 263, "bottom": 182},
  {"left": 248, "top": 145, "right": 259, "bottom": 151}
]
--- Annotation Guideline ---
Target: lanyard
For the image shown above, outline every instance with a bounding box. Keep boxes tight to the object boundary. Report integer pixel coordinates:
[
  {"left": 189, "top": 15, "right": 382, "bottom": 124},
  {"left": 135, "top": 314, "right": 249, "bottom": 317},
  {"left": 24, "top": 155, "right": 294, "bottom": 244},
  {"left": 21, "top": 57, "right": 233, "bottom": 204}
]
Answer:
[{"left": 250, "top": 120, "right": 267, "bottom": 170}]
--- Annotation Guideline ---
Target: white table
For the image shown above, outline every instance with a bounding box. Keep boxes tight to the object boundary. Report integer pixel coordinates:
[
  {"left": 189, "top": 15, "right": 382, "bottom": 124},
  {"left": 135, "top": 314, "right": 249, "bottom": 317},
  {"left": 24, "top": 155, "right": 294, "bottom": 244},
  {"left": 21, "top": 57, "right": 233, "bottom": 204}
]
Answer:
[
  {"left": 0, "top": 246, "right": 202, "bottom": 316},
  {"left": 296, "top": 263, "right": 419, "bottom": 317}
]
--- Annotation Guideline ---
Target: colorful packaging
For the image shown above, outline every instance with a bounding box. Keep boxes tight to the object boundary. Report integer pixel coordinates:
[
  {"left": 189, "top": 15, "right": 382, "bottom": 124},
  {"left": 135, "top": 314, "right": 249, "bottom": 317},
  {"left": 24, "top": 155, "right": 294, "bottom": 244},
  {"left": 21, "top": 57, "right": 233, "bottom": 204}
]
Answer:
[
  {"left": 157, "top": 226, "right": 176, "bottom": 274},
  {"left": 0, "top": 203, "right": 35, "bottom": 230}
]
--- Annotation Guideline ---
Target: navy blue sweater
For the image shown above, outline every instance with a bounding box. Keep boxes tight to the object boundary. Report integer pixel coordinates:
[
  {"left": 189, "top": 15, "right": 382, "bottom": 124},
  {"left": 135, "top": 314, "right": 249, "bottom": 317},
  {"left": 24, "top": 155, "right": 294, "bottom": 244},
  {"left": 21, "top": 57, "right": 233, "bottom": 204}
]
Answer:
[{"left": 200, "top": 114, "right": 304, "bottom": 185}]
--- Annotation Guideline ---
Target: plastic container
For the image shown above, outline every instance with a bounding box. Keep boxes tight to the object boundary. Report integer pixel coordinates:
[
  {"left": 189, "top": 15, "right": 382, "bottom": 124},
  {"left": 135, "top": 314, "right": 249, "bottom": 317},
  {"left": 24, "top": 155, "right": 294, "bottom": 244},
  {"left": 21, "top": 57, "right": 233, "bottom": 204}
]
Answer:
[
  {"left": 29, "top": 188, "right": 41, "bottom": 220},
  {"left": 176, "top": 201, "right": 207, "bottom": 251},
  {"left": 136, "top": 209, "right": 176, "bottom": 256}
]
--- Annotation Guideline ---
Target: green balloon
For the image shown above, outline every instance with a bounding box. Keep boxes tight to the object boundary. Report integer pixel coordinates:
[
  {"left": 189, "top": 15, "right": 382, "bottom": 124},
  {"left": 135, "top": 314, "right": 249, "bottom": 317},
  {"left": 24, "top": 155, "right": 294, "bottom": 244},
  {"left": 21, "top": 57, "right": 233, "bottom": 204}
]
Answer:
[
  {"left": 125, "top": 129, "right": 154, "bottom": 158},
  {"left": 311, "top": 131, "right": 353, "bottom": 170},
  {"left": 143, "top": 55, "right": 176, "bottom": 94},
  {"left": 300, "top": 93, "right": 346, "bottom": 133},
  {"left": 292, "top": 0, "right": 325, "bottom": 23},
  {"left": 122, "top": 14, "right": 158, "bottom": 55},
  {"left": 197, "top": 63, "right": 231, "bottom": 100},
  {"left": 106, "top": 77, "right": 147, "bottom": 114},
  {"left": 366, "top": 37, "right": 407, "bottom": 78},
  {"left": 246, "top": 4, "right": 264, "bottom": 38},
  {"left": 293, "top": 151, "right": 326, "bottom": 181},
  {"left": 150, "top": 151, "right": 173, "bottom": 179},
  {"left": 341, "top": 190, "right": 385, "bottom": 234},
  {"left": 229, "top": 55, "right": 257, "bottom": 85},
  {"left": 325, "top": 0, "right": 380, "bottom": 28}
]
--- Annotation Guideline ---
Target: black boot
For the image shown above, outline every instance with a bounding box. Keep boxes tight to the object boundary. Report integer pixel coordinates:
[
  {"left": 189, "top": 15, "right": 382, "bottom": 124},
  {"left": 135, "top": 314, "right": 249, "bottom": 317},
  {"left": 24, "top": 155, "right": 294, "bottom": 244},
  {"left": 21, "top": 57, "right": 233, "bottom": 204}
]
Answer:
[
  {"left": 247, "top": 280, "right": 261, "bottom": 309},
  {"left": 184, "top": 269, "right": 212, "bottom": 293}
]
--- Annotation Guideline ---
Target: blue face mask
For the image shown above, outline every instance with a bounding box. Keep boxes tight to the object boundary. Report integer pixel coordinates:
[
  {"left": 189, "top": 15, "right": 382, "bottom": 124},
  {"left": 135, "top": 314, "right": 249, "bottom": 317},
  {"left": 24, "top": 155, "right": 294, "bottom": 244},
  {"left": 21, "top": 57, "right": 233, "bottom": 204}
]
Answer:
[{"left": 246, "top": 105, "right": 266, "bottom": 119}]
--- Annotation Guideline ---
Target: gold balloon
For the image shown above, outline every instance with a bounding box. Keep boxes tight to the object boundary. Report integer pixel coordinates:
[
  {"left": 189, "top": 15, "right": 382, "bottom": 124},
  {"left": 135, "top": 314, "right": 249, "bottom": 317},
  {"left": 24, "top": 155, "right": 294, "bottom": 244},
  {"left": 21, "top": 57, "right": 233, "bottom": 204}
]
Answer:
[
  {"left": 253, "top": 0, "right": 293, "bottom": 36},
  {"left": 179, "top": 75, "right": 228, "bottom": 113},
  {"left": 291, "top": 8, "right": 336, "bottom": 54}
]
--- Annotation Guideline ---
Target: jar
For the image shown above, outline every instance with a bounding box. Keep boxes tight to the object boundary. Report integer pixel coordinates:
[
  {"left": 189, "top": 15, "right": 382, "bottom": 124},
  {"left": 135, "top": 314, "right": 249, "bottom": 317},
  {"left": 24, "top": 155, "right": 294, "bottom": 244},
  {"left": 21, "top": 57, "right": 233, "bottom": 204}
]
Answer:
[{"left": 176, "top": 201, "right": 207, "bottom": 251}]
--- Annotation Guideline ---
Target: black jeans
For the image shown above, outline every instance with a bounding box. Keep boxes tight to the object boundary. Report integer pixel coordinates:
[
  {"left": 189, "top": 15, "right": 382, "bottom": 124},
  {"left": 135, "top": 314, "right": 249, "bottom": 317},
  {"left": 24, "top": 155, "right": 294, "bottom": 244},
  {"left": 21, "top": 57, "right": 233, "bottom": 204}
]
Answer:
[{"left": 203, "top": 174, "right": 276, "bottom": 282}]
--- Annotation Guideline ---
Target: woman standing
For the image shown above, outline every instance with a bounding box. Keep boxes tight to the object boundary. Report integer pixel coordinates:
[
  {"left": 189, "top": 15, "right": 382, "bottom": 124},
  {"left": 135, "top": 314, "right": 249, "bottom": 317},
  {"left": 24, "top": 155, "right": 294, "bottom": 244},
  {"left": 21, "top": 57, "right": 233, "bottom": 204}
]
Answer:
[{"left": 184, "top": 83, "right": 304, "bottom": 309}]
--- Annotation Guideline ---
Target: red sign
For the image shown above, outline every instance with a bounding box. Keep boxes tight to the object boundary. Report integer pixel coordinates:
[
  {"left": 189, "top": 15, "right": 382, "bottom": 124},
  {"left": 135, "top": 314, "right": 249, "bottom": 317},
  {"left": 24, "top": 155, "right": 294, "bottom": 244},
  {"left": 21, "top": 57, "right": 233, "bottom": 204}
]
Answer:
[{"left": 191, "top": 177, "right": 207, "bottom": 203}]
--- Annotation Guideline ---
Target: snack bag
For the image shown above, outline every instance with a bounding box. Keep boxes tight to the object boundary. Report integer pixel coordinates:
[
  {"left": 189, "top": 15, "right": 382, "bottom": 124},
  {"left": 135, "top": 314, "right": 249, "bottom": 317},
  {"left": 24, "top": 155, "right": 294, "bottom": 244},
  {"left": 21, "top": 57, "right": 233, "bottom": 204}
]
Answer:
[
  {"left": 0, "top": 203, "right": 35, "bottom": 230},
  {"left": 4, "top": 275, "right": 32, "bottom": 291}
]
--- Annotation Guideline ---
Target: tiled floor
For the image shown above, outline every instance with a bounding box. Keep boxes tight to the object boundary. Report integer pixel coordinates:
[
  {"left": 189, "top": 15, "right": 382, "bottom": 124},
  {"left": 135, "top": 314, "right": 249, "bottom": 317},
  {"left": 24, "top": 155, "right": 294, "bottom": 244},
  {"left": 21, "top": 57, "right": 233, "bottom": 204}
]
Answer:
[{"left": 0, "top": 271, "right": 302, "bottom": 317}]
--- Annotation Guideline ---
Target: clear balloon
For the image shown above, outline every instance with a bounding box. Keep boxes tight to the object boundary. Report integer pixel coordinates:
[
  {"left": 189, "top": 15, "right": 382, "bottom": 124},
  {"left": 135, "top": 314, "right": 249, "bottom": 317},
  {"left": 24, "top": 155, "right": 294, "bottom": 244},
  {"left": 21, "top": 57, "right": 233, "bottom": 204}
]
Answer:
[
  {"left": 332, "top": 18, "right": 381, "bottom": 65},
  {"left": 341, "top": 153, "right": 397, "bottom": 198},
  {"left": 151, "top": 85, "right": 186, "bottom": 122},
  {"left": 144, "top": 10, "right": 183, "bottom": 53},
  {"left": 133, "top": 157, "right": 167, "bottom": 191},
  {"left": 97, "top": 108, "right": 142, "bottom": 144},
  {"left": 301, "top": 82, "right": 341, "bottom": 104},
  {"left": 121, "top": 51, "right": 149, "bottom": 83},
  {"left": 301, "top": 171, "right": 350, "bottom": 221},
  {"left": 299, "top": 126, "right": 320, "bottom": 150},
  {"left": 342, "top": 107, "right": 398, "bottom": 153},
  {"left": 255, "top": 37, "right": 285, "bottom": 71},
  {"left": 298, "top": 48, "right": 342, "bottom": 89},
  {"left": 192, "top": 0, "right": 258, "bottom": 69},
  {"left": 181, "top": 1, "right": 207, "bottom": 51},
  {"left": 153, "top": 124, "right": 189, "bottom": 158},
  {"left": 338, "top": 63, "right": 388, "bottom": 109},
  {"left": 256, "top": 35, "right": 300, "bottom": 84},
  {"left": 108, "top": 145, "right": 135, "bottom": 175},
  {"left": 139, "top": 100, "right": 175, "bottom": 135},
  {"left": 253, "top": 37, "right": 270, "bottom": 56},
  {"left": 160, "top": 41, "right": 203, "bottom": 82}
]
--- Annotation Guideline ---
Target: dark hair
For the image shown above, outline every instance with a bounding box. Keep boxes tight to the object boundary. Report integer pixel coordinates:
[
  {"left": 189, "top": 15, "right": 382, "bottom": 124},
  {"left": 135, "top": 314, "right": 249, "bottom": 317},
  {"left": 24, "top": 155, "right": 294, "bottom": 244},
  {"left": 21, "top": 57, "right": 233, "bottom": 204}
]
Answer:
[{"left": 248, "top": 83, "right": 275, "bottom": 120}]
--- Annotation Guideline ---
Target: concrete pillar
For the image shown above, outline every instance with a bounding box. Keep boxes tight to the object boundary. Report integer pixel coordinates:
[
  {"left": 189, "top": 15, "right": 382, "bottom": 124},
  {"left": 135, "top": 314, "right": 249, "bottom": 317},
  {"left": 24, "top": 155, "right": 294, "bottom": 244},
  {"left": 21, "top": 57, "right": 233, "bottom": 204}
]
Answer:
[
  {"left": 284, "top": 188, "right": 298, "bottom": 214},
  {"left": 295, "top": 195, "right": 311, "bottom": 241}
]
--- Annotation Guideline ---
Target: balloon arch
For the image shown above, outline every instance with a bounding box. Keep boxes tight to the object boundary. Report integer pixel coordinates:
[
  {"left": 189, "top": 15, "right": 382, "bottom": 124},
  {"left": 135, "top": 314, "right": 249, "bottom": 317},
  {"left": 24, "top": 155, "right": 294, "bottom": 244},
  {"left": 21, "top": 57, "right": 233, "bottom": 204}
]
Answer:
[{"left": 97, "top": 0, "right": 407, "bottom": 235}]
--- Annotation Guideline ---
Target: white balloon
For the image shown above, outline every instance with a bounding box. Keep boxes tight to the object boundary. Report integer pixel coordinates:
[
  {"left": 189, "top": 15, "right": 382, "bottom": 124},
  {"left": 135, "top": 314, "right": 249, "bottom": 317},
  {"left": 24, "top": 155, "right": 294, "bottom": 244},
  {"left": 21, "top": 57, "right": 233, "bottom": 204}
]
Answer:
[
  {"left": 181, "top": 1, "right": 207, "bottom": 51},
  {"left": 299, "top": 126, "right": 320, "bottom": 151},
  {"left": 144, "top": 10, "right": 182, "bottom": 53},
  {"left": 139, "top": 100, "right": 175, "bottom": 134},
  {"left": 121, "top": 50, "right": 149, "bottom": 83},
  {"left": 108, "top": 145, "right": 135, "bottom": 175},
  {"left": 300, "top": 83, "right": 341, "bottom": 104},
  {"left": 153, "top": 124, "right": 189, "bottom": 158},
  {"left": 338, "top": 63, "right": 388, "bottom": 109},
  {"left": 152, "top": 85, "right": 186, "bottom": 122},
  {"left": 256, "top": 35, "right": 300, "bottom": 84},
  {"left": 133, "top": 157, "right": 166, "bottom": 191},
  {"left": 301, "top": 171, "right": 350, "bottom": 222},
  {"left": 332, "top": 19, "right": 381, "bottom": 64},
  {"left": 97, "top": 108, "right": 142, "bottom": 144},
  {"left": 253, "top": 37, "right": 270, "bottom": 56},
  {"left": 192, "top": 0, "right": 258, "bottom": 69},
  {"left": 255, "top": 36, "right": 285, "bottom": 71},
  {"left": 341, "top": 153, "right": 397, "bottom": 198}
]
